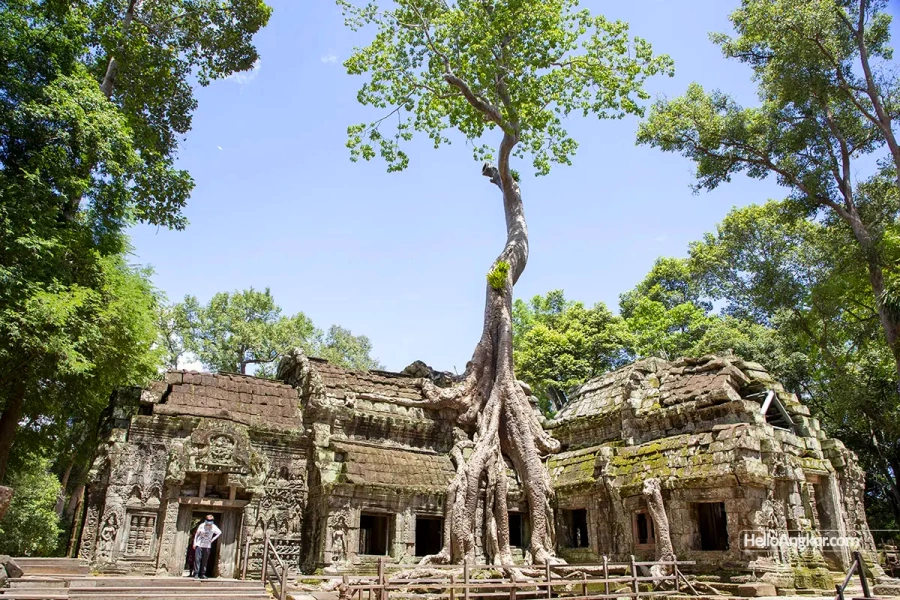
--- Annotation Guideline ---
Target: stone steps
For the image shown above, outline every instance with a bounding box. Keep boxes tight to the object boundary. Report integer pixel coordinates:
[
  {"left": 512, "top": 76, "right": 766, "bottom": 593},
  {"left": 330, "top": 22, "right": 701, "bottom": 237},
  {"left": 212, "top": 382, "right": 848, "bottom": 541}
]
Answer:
[
  {"left": 11, "top": 558, "right": 90, "bottom": 576},
  {"left": 0, "top": 576, "right": 269, "bottom": 600}
]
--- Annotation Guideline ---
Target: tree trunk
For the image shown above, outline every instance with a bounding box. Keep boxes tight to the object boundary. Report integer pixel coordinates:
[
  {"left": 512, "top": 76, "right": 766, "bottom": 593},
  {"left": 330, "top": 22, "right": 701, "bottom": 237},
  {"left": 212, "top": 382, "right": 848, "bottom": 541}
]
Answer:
[
  {"left": 417, "top": 133, "right": 561, "bottom": 567},
  {"left": 62, "top": 0, "right": 139, "bottom": 223},
  {"left": 55, "top": 456, "right": 76, "bottom": 517},
  {"left": 0, "top": 381, "right": 26, "bottom": 484},
  {"left": 843, "top": 210, "right": 900, "bottom": 385},
  {"left": 642, "top": 478, "right": 674, "bottom": 579}
]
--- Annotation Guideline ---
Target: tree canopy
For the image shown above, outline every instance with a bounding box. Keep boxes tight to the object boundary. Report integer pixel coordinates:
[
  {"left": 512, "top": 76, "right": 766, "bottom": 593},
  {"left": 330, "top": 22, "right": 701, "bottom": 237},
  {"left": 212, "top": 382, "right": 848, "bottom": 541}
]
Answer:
[
  {"left": 169, "top": 289, "right": 384, "bottom": 376},
  {"left": 513, "top": 291, "right": 630, "bottom": 414}
]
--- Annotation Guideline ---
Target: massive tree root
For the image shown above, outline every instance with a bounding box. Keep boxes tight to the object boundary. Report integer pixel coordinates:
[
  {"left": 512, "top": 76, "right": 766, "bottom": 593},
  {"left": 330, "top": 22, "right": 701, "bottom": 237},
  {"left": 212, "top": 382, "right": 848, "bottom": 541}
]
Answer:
[{"left": 408, "top": 134, "right": 561, "bottom": 568}]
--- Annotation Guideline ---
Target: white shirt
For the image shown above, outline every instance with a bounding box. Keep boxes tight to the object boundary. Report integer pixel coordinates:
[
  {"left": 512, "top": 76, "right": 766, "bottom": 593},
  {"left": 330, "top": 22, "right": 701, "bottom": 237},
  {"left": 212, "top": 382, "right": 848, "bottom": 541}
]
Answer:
[{"left": 193, "top": 522, "right": 222, "bottom": 549}]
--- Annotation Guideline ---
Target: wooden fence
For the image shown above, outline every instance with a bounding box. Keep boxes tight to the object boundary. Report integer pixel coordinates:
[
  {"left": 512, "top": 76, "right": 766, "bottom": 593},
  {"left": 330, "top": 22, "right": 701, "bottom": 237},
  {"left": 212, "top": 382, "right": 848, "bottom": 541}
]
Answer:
[{"left": 293, "top": 557, "right": 699, "bottom": 600}]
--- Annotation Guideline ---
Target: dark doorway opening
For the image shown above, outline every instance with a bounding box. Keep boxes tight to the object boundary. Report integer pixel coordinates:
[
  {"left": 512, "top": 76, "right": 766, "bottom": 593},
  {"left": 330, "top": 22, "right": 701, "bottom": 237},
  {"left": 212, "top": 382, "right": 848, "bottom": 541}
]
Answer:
[
  {"left": 184, "top": 511, "right": 222, "bottom": 577},
  {"left": 562, "top": 509, "right": 589, "bottom": 548},
  {"left": 359, "top": 513, "right": 390, "bottom": 555},
  {"left": 415, "top": 516, "right": 443, "bottom": 556},
  {"left": 695, "top": 503, "right": 728, "bottom": 551},
  {"left": 509, "top": 513, "right": 524, "bottom": 548}
]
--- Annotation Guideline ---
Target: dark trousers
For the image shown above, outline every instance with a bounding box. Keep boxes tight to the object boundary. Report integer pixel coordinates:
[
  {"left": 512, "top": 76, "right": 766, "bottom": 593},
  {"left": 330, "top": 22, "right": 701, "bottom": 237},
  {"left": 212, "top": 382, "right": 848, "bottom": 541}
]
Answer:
[{"left": 194, "top": 546, "right": 211, "bottom": 577}]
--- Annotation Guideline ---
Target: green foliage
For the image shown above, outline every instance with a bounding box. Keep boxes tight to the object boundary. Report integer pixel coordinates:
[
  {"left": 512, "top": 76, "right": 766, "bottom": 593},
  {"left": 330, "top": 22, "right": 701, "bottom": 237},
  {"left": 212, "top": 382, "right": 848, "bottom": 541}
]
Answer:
[
  {"left": 0, "top": 455, "right": 62, "bottom": 557},
  {"left": 173, "top": 289, "right": 384, "bottom": 376},
  {"left": 487, "top": 261, "right": 511, "bottom": 291},
  {"left": 340, "top": 0, "right": 672, "bottom": 174},
  {"left": 513, "top": 291, "right": 631, "bottom": 413},
  {"left": 688, "top": 200, "right": 900, "bottom": 529},
  {"left": 179, "top": 288, "right": 318, "bottom": 375},
  {"left": 636, "top": 0, "right": 900, "bottom": 526},
  {"left": 315, "top": 325, "right": 385, "bottom": 372},
  {"left": 619, "top": 258, "right": 713, "bottom": 359}
]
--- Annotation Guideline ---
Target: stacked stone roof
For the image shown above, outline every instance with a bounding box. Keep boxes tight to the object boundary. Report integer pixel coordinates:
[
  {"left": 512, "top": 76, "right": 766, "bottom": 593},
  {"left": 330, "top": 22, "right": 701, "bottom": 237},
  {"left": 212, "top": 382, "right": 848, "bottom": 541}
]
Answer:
[
  {"left": 147, "top": 370, "right": 301, "bottom": 431},
  {"left": 547, "top": 354, "right": 836, "bottom": 495}
]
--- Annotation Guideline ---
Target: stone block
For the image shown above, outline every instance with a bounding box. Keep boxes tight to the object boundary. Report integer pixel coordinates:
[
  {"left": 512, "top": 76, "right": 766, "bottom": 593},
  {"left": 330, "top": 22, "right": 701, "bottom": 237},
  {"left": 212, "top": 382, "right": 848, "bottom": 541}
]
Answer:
[
  {"left": 873, "top": 583, "right": 900, "bottom": 597},
  {"left": 0, "top": 556, "right": 23, "bottom": 578},
  {"left": 165, "top": 371, "right": 183, "bottom": 385}
]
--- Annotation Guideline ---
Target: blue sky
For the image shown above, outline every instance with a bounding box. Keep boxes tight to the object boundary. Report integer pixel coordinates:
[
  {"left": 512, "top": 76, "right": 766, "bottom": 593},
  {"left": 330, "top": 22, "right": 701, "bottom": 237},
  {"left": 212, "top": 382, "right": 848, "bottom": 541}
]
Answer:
[{"left": 129, "top": 0, "right": 898, "bottom": 373}]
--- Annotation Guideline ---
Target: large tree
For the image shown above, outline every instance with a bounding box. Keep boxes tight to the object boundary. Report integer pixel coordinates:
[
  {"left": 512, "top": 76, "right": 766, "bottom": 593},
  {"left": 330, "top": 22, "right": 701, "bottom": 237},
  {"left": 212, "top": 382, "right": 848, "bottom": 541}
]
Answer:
[
  {"left": 512, "top": 291, "right": 631, "bottom": 415},
  {"left": 174, "top": 289, "right": 384, "bottom": 375},
  {"left": 0, "top": 0, "right": 270, "bottom": 479},
  {"left": 339, "top": 0, "right": 671, "bottom": 565},
  {"left": 636, "top": 0, "right": 900, "bottom": 387},
  {"left": 690, "top": 199, "right": 900, "bottom": 529}
]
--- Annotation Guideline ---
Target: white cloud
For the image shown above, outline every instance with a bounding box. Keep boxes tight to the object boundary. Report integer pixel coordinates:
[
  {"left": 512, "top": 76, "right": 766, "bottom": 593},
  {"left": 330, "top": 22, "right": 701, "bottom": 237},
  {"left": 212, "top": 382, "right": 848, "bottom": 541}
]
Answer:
[
  {"left": 320, "top": 52, "right": 338, "bottom": 64},
  {"left": 217, "top": 146, "right": 223, "bottom": 151},
  {"left": 227, "top": 58, "right": 262, "bottom": 85},
  {"left": 177, "top": 352, "right": 204, "bottom": 372}
]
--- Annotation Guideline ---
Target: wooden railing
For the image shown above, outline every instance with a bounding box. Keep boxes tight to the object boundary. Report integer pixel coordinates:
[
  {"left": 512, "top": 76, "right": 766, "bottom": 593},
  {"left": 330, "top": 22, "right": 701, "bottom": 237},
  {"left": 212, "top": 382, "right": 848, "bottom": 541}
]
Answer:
[
  {"left": 834, "top": 551, "right": 874, "bottom": 600},
  {"left": 292, "top": 556, "right": 698, "bottom": 600},
  {"left": 261, "top": 532, "right": 289, "bottom": 600}
]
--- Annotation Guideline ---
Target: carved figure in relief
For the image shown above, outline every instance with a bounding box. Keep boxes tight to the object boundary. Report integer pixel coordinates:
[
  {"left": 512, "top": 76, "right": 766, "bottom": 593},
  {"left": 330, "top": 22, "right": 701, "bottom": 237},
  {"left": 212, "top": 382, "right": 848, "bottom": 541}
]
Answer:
[{"left": 97, "top": 513, "right": 119, "bottom": 560}]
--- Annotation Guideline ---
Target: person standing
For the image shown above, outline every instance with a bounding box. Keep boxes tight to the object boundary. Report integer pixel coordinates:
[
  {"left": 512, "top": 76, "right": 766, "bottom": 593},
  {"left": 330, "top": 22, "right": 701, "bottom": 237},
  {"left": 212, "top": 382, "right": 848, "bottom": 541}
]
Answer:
[{"left": 192, "top": 515, "right": 222, "bottom": 579}]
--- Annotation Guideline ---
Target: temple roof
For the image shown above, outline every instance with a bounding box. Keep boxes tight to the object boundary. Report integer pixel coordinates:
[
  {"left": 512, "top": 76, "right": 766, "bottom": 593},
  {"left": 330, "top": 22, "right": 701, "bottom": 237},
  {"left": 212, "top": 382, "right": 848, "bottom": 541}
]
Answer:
[{"left": 332, "top": 441, "right": 455, "bottom": 491}]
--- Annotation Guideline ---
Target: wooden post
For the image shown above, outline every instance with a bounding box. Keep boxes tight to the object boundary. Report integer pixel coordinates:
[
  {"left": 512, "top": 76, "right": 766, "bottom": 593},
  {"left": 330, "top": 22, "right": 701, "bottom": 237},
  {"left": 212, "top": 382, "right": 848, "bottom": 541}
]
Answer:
[
  {"left": 262, "top": 533, "right": 270, "bottom": 587},
  {"left": 855, "top": 551, "right": 872, "bottom": 599},
  {"left": 545, "top": 562, "right": 552, "bottom": 599},
  {"left": 630, "top": 555, "right": 639, "bottom": 600},
  {"left": 450, "top": 574, "right": 456, "bottom": 600},
  {"left": 464, "top": 562, "right": 470, "bottom": 600},
  {"left": 510, "top": 570, "right": 517, "bottom": 600},
  {"left": 378, "top": 556, "right": 386, "bottom": 600},
  {"left": 603, "top": 555, "right": 609, "bottom": 597},
  {"left": 836, "top": 584, "right": 844, "bottom": 600},
  {"left": 280, "top": 557, "right": 288, "bottom": 600},
  {"left": 673, "top": 556, "right": 679, "bottom": 594},
  {"left": 581, "top": 573, "right": 587, "bottom": 597},
  {"left": 241, "top": 537, "right": 251, "bottom": 580}
]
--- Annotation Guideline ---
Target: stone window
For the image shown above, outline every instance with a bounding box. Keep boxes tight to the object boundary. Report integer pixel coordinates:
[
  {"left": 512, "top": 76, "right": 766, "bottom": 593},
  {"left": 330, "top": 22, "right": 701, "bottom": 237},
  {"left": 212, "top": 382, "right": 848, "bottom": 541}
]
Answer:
[
  {"left": 561, "top": 508, "right": 589, "bottom": 548},
  {"left": 633, "top": 510, "right": 655, "bottom": 548},
  {"left": 359, "top": 513, "right": 391, "bottom": 555},
  {"left": 508, "top": 512, "right": 526, "bottom": 548},
  {"left": 694, "top": 502, "right": 728, "bottom": 551},
  {"left": 414, "top": 516, "right": 443, "bottom": 557},
  {"left": 125, "top": 512, "right": 156, "bottom": 557}
]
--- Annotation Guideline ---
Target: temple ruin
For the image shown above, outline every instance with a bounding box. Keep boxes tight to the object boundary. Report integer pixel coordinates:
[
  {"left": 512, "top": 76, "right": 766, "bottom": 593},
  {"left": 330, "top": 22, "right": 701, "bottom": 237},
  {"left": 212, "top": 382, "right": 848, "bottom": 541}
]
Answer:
[{"left": 76, "top": 351, "right": 877, "bottom": 591}]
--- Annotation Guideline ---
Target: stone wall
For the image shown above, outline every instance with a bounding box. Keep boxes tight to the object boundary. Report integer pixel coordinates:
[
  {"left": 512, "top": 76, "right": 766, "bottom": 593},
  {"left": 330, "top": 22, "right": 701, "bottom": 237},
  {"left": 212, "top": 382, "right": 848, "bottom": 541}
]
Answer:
[{"left": 76, "top": 351, "right": 878, "bottom": 591}]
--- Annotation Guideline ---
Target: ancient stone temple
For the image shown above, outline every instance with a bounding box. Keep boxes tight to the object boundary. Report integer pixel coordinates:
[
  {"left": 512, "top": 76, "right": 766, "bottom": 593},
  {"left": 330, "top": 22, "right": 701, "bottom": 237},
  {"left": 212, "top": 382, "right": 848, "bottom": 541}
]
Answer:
[{"left": 76, "top": 351, "right": 876, "bottom": 590}]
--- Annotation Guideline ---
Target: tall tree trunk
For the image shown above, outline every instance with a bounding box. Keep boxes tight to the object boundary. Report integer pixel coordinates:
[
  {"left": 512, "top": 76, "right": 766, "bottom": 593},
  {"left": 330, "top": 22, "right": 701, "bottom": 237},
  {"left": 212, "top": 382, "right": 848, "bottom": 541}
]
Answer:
[
  {"left": 62, "top": 0, "right": 140, "bottom": 222},
  {"left": 0, "top": 381, "right": 26, "bottom": 484},
  {"left": 416, "top": 133, "right": 561, "bottom": 566}
]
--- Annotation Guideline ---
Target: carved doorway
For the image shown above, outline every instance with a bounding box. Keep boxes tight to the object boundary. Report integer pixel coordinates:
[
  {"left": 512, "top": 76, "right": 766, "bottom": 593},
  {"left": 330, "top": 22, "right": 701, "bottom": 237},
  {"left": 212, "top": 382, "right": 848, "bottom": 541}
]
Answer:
[{"left": 174, "top": 504, "right": 244, "bottom": 578}]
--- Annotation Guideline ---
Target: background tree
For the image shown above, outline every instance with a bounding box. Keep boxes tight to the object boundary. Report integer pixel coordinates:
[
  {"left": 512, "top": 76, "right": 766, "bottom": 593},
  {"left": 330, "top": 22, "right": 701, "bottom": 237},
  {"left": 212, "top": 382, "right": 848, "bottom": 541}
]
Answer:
[
  {"left": 0, "top": 0, "right": 270, "bottom": 482},
  {"left": 619, "top": 258, "right": 714, "bottom": 359},
  {"left": 179, "top": 288, "right": 318, "bottom": 375},
  {"left": 636, "top": 0, "right": 900, "bottom": 393},
  {"left": 315, "top": 325, "right": 384, "bottom": 372},
  {"left": 340, "top": 0, "right": 671, "bottom": 565},
  {"left": 0, "top": 454, "right": 62, "bottom": 557},
  {"left": 173, "top": 289, "right": 384, "bottom": 376},
  {"left": 689, "top": 199, "right": 900, "bottom": 531},
  {"left": 512, "top": 291, "right": 630, "bottom": 415}
]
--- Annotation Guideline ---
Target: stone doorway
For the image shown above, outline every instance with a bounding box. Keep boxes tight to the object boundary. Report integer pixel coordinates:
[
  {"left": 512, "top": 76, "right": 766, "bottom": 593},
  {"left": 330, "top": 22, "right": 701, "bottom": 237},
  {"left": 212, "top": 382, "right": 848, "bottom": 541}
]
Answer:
[
  {"left": 183, "top": 511, "right": 223, "bottom": 577},
  {"left": 173, "top": 504, "right": 243, "bottom": 578}
]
